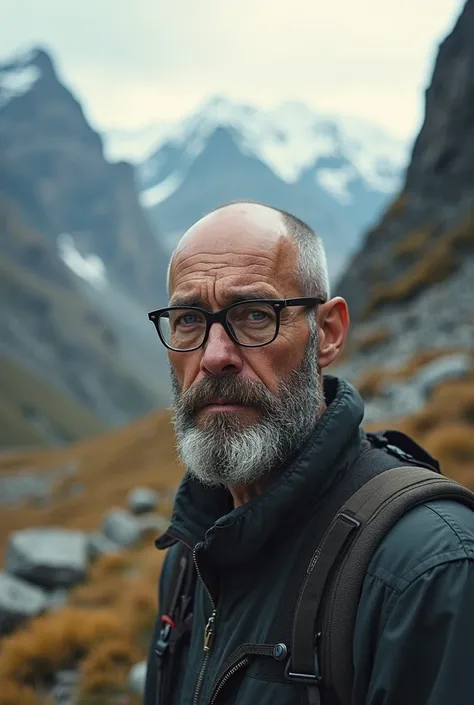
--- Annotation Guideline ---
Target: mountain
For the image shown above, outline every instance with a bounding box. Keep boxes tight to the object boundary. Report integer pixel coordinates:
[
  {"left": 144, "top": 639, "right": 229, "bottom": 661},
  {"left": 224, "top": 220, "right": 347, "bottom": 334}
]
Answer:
[
  {"left": 333, "top": 0, "right": 474, "bottom": 433},
  {"left": 0, "top": 48, "right": 172, "bottom": 447},
  {"left": 130, "top": 97, "right": 409, "bottom": 279},
  {"left": 0, "top": 48, "right": 170, "bottom": 306}
]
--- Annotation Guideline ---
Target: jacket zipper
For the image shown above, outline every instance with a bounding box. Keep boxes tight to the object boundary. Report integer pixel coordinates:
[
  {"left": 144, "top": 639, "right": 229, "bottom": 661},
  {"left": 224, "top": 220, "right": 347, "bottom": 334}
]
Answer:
[
  {"left": 208, "top": 644, "right": 275, "bottom": 705},
  {"left": 192, "top": 544, "right": 217, "bottom": 705},
  {"left": 209, "top": 658, "right": 250, "bottom": 705}
]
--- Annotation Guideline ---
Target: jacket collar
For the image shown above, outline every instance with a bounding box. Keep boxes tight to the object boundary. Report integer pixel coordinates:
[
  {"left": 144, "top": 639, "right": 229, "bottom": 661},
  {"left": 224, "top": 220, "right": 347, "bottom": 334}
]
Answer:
[{"left": 156, "top": 375, "right": 365, "bottom": 565}]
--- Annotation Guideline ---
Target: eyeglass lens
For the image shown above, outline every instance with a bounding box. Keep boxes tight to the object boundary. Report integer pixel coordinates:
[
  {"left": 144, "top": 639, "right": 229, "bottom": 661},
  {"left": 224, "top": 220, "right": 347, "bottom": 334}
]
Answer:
[{"left": 158, "top": 302, "right": 278, "bottom": 350}]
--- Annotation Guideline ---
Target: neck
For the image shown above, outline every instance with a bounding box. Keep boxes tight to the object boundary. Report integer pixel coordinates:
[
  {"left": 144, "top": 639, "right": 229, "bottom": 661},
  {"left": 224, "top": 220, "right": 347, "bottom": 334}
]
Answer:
[
  {"left": 230, "top": 473, "right": 278, "bottom": 507},
  {"left": 230, "top": 484, "right": 261, "bottom": 508}
]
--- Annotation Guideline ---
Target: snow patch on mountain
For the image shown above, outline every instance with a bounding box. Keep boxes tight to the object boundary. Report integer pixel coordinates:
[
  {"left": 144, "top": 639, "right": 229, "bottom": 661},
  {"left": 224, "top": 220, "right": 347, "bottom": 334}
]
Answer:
[
  {"left": 0, "top": 62, "right": 40, "bottom": 111},
  {"left": 57, "top": 234, "right": 108, "bottom": 290},
  {"left": 140, "top": 173, "right": 184, "bottom": 207},
  {"left": 317, "top": 166, "right": 357, "bottom": 204}
]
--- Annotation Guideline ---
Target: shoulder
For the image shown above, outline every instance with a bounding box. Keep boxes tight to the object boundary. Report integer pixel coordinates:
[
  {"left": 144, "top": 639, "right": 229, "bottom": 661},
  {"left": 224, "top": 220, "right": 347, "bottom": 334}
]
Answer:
[
  {"left": 158, "top": 542, "right": 188, "bottom": 599},
  {"left": 366, "top": 498, "right": 474, "bottom": 593}
]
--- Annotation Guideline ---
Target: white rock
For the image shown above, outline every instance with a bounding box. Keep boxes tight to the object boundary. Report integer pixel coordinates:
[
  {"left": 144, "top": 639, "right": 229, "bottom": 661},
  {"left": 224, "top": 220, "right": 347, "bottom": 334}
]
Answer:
[
  {"left": 5, "top": 528, "right": 88, "bottom": 589},
  {"left": 0, "top": 571, "right": 48, "bottom": 633},
  {"left": 128, "top": 487, "right": 159, "bottom": 515},
  {"left": 102, "top": 509, "right": 143, "bottom": 547},
  {"left": 138, "top": 514, "right": 169, "bottom": 537},
  {"left": 128, "top": 660, "right": 147, "bottom": 695},
  {"left": 413, "top": 353, "right": 472, "bottom": 397},
  {"left": 0, "top": 472, "right": 52, "bottom": 507},
  {"left": 87, "top": 532, "right": 122, "bottom": 559}
]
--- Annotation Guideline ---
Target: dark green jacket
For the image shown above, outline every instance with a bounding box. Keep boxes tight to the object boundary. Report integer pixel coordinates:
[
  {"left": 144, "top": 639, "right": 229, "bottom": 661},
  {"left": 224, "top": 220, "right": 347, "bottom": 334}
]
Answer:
[{"left": 144, "top": 376, "right": 474, "bottom": 705}]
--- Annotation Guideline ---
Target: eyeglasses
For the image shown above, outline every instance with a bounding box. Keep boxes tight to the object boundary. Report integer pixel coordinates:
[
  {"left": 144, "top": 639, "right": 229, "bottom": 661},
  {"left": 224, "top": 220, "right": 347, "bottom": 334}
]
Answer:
[{"left": 148, "top": 297, "right": 325, "bottom": 352}]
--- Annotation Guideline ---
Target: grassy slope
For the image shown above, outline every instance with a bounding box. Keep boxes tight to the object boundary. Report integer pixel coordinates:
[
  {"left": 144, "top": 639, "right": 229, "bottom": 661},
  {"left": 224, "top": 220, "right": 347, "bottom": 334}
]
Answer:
[{"left": 0, "top": 356, "right": 106, "bottom": 448}]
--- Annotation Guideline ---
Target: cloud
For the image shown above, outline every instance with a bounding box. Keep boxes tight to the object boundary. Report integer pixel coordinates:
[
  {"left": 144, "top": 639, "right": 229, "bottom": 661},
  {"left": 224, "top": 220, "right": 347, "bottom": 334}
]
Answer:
[{"left": 0, "top": 0, "right": 464, "bottom": 139}]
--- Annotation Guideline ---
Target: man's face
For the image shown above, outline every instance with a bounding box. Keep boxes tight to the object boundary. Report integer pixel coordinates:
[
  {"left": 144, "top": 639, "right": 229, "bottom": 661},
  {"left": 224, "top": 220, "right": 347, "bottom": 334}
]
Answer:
[{"left": 167, "top": 204, "right": 326, "bottom": 487}]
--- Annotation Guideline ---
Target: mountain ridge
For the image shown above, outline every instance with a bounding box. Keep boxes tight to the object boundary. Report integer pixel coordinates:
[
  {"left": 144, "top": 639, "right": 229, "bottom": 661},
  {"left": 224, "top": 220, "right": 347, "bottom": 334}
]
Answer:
[{"left": 0, "top": 46, "right": 172, "bottom": 445}]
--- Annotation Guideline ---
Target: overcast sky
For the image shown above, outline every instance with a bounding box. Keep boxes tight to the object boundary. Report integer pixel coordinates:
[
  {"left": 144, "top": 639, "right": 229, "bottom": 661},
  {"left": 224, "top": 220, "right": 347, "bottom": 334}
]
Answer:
[{"left": 1, "top": 0, "right": 465, "bottom": 142}]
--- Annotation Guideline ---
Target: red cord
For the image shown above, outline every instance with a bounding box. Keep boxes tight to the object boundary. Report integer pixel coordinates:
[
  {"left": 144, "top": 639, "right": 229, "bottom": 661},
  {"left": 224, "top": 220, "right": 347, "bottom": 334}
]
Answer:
[{"left": 161, "top": 614, "right": 176, "bottom": 629}]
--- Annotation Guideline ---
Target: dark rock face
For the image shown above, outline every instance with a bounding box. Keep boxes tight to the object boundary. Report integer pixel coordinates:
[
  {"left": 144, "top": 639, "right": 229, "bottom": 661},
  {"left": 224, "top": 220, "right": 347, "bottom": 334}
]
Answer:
[
  {"left": 336, "top": 0, "right": 474, "bottom": 328},
  {"left": 332, "top": 0, "right": 474, "bottom": 423},
  {"left": 406, "top": 0, "right": 474, "bottom": 198}
]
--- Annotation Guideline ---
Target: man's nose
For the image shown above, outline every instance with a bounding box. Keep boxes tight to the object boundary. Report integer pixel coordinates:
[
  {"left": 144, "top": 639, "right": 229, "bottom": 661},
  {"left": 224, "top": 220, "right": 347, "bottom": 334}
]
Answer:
[{"left": 200, "top": 322, "right": 243, "bottom": 376}]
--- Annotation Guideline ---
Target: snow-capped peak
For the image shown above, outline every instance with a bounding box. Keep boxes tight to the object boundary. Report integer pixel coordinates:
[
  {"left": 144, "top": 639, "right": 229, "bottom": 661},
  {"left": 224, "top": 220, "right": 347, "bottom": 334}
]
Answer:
[
  {"left": 133, "top": 95, "right": 408, "bottom": 199},
  {"left": 0, "top": 49, "right": 41, "bottom": 112}
]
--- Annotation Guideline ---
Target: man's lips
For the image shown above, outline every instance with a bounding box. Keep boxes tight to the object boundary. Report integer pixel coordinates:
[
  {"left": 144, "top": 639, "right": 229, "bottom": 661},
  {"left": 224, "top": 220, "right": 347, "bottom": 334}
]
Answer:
[{"left": 199, "top": 400, "right": 248, "bottom": 412}]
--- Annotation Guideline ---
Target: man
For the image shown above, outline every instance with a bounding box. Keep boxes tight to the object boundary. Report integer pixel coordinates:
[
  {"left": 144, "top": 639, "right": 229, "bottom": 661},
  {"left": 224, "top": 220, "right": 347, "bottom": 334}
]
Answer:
[{"left": 144, "top": 201, "right": 474, "bottom": 705}]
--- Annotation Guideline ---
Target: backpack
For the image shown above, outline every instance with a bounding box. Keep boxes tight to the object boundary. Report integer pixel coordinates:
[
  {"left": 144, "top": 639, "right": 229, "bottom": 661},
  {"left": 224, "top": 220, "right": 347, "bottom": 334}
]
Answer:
[{"left": 152, "top": 431, "right": 474, "bottom": 705}]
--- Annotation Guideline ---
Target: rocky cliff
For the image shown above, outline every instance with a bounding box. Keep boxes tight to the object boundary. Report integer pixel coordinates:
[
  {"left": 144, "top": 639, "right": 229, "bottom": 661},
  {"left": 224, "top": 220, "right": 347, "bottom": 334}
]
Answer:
[
  {"left": 332, "top": 1, "right": 474, "bottom": 488},
  {"left": 336, "top": 0, "right": 474, "bottom": 379}
]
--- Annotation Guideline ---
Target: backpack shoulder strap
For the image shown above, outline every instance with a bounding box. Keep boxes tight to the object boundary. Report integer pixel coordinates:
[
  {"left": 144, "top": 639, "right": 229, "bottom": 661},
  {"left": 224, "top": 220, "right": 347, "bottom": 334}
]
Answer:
[
  {"left": 286, "top": 466, "right": 474, "bottom": 705},
  {"left": 155, "top": 541, "right": 196, "bottom": 705}
]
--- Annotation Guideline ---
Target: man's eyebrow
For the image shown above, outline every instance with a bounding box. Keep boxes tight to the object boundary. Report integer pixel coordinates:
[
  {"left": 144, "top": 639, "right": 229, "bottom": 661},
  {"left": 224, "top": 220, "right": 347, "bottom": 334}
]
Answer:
[
  {"left": 168, "top": 289, "right": 279, "bottom": 308},
  {"left": 168, "top": 294, "right": 204, "bottom": 308}
]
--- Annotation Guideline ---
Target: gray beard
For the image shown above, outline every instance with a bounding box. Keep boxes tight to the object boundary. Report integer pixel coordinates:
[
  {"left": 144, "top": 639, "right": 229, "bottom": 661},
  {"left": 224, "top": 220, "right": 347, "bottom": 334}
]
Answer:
[{"left": 170, "top": 331, "right": 324, "bottom": 489}]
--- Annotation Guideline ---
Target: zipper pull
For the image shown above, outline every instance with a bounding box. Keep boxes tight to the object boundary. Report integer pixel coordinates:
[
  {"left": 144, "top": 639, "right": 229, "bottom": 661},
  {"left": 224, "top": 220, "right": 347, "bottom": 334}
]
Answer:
[{"left": 203, "top": 610, "right": 217, "bottom": 652}]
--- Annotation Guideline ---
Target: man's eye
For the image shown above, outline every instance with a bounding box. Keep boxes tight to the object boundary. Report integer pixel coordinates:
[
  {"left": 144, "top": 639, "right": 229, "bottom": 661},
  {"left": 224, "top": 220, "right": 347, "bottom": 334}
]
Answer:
[
  {"left": 176, "top": 313, "right": 200, "bottom": 326},
  {"left": 247, "top": 309, "right": 268, "bottom": 321}
]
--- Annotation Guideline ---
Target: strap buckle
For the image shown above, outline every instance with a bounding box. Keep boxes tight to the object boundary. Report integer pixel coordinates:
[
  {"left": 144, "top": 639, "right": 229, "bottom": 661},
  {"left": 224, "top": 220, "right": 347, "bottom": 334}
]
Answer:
[
  {"left": 338, "top": 511, "right": 361, "bottom": 529},
  {"left": 285, "top": 633, "right": 322, "bottom": 685},
  {"left": 155, "top": 614, "right": 176, "bottom": 658}
]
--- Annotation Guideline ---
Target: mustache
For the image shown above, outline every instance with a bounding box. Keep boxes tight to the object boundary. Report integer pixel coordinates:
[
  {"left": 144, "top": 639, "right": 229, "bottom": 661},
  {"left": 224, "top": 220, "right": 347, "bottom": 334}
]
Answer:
[{"left": 175, "top": 375, "right": 278, "bottom": 418}]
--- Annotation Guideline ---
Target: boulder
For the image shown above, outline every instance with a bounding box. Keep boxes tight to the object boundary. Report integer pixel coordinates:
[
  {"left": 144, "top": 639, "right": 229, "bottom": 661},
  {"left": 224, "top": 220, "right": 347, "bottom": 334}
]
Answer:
[
  {"left": 102, "top": 509, "right": 143, "bottom": 548},
  {"left": 378, "top": 381, "right": 425, "bottom": 416},
  {"left": 0, "top": 571, "right": 48, "bottom": 634},
  {"left": 413, "top": 353, "right": 472, "bottom": 397},
  {"left": 128, "top": 487, "right": 159, "bottom": 515},
  {"left": 138, "top": 514, "right": 169, "bottom": 538},
  {"left": 5, "top": 528, "right": 88, "bottom": 589},
  {"left": 0, "top": 472, "right": 52, "bottom": 507},
  {"left": 128, "top": 661, "right": 147, "bottom": 695},
  {"left": 87, "top": 532, "right": 122, "bottom": 560},
  {"left": 48, "top": 669, "right": 79, "bottom": 705},
  {"left": 0, "top": 461, "right": 79, "bottom": 508}
]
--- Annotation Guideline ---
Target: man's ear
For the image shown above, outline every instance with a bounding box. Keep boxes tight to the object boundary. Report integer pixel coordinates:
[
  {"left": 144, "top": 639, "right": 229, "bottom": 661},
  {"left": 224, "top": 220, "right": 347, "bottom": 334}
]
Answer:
[{"left": 317, "top": 297, "right": 350, "bottom": 369}]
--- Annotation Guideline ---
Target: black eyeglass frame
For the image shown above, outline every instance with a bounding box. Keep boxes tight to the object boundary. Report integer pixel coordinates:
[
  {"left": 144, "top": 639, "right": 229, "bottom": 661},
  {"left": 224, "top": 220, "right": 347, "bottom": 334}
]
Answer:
[{"left": 148, "top": 296, "right": 326, "bottom": 352}]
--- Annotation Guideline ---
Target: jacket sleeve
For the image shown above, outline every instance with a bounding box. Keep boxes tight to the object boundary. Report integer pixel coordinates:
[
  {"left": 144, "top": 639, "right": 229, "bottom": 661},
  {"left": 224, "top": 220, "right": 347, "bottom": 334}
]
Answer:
[{"left": 353, "top": 557, "right": 474, "bottom": 705}]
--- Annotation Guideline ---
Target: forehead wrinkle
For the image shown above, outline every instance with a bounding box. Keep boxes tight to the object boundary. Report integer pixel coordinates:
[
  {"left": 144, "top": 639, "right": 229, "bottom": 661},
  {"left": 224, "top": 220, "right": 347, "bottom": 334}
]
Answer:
[
  {"left": 172, "top": 250, "right": 277, "bottom": 283},
  {"left": 176, "top": 248, "right": 276, "bottom": 268}
]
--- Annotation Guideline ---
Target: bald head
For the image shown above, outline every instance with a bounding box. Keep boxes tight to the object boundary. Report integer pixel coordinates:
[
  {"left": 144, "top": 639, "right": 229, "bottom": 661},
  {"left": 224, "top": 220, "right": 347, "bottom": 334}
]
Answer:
[
  {"left": 179, "top": 202, "right": 285, "bottom": 250},
  {"left": 167, "top": 201, "right": 330, "bottom": 301}
]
